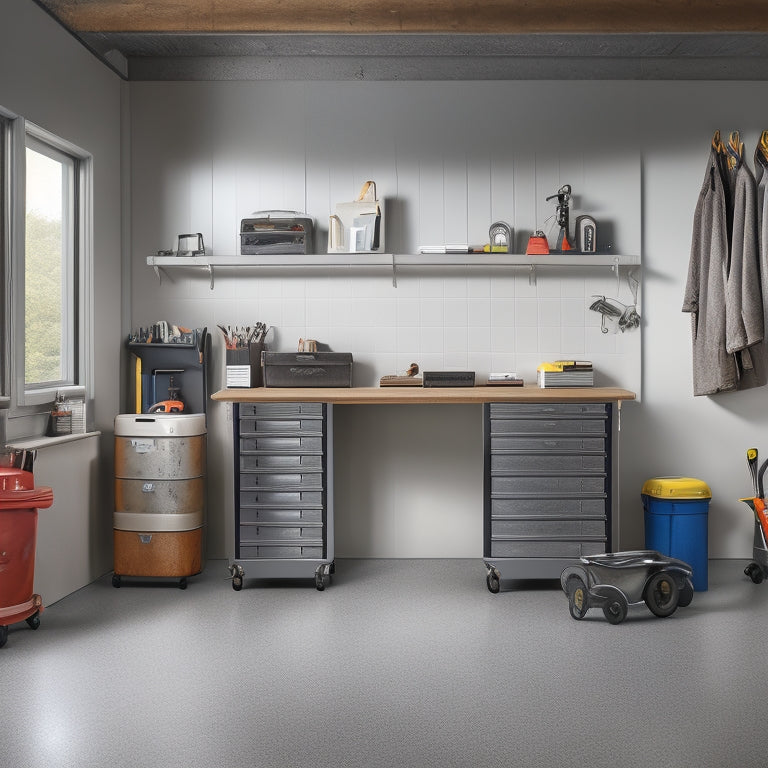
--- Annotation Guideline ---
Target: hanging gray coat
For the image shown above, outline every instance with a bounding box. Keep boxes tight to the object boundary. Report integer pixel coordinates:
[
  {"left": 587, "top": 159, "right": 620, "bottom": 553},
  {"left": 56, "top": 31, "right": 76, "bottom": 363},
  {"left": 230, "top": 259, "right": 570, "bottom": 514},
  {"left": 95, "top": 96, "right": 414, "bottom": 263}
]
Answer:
[
  {"left": 682, "top": 139, "right": 737, "bottom": 395},
  {"left": 683, "top": 133, "right": 767, "bottom": 395}
]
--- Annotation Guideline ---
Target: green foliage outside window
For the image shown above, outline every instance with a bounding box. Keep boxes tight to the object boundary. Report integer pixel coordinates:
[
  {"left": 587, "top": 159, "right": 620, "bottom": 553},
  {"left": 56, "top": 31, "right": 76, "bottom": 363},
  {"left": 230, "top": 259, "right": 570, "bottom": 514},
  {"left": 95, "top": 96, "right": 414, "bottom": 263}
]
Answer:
[{"left": 25, "top": 211, "right": 62, "bottom": 384}]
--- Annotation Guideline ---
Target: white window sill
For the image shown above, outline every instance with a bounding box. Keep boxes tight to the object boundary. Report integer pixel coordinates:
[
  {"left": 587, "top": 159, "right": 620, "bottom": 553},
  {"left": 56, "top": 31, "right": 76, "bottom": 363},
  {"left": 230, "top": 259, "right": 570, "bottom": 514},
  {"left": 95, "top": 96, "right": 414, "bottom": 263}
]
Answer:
[{"left": 7, "top": 430, "right": 101, "bottom": 451}]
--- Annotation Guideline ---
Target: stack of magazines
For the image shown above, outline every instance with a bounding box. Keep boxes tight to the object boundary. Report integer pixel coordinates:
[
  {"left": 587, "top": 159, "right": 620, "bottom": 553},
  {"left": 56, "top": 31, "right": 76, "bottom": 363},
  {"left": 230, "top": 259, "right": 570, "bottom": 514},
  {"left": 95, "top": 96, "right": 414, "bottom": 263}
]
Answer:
[{"left": 537, "top": 360, "right": 594, "bottom": 388}]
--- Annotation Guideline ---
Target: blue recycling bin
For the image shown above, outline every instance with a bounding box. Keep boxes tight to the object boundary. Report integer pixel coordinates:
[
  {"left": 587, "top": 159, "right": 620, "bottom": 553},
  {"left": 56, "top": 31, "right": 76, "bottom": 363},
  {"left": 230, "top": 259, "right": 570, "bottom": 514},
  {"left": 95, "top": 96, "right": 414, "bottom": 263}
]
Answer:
[{"left": 642, "top": 476, "right": 711, "bottom": 591}]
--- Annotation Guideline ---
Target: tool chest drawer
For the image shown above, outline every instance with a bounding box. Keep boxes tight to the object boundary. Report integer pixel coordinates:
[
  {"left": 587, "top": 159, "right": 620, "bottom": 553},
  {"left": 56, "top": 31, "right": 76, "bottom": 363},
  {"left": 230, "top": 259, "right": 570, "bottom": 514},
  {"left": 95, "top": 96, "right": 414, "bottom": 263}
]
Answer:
[
  {"left": 490, "top": 453, "right": 606, "bottom": 473},
  {"left": 491, "top": 497, "right": 606, "bottom": 518},
  {"left": 239, "top": 453, "right": 323, "bottom": 471},
  {"left": 239, "top": 418, "right": 324, "bottom": 435},
  {"left": 239, "top": 507, "right": 323, "bottom": 524},
  {"left": 240, "top": 522, "right": 323, "bottom": 541},
  {"left": 240, "top": 489, "right": 324, "bottom": 507},
  {"left": 239, "top": 470, "right": 324, "bottom": 490},
  {"left": 491, "top": 475, "right": 606, "bottom": 496},
  {"left": 239, "top": 403, "right": 323, "bottom": 417},
  {"left": 240, "top": 436, "right": 323, "bottom": 454},
  {"left": 490, "top": 436, "right": 606, "bottom": 453},
  {"left": 491, "top": 518, "right": 606, "bottom": 538},
  {"left": 490, "top": 403, "right": 608, "bottom": 418},
  {"left": 239, "top": 544, "right": 324, "bottom": 560},
  {"left": 489, "top": 538, "right": 606, "bottom": 559},
  {"left": 490, "top": 418, "right": 607, "bottom": 436}
]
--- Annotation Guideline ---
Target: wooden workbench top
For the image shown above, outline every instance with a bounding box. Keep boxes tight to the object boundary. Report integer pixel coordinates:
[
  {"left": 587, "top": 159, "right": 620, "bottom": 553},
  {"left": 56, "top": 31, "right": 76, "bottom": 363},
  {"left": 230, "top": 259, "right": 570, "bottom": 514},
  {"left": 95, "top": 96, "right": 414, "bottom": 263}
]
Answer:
[{"left": 211, "top": 385, "right": 636, "bottom": 405}]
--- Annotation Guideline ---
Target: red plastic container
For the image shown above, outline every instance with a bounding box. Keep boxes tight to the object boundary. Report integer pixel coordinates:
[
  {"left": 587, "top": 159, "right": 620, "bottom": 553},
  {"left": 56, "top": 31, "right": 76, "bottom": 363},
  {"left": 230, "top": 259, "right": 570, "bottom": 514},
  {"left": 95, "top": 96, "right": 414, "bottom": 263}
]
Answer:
[{"left": 0, "top": 467, "right": 54, "bottom": 648}]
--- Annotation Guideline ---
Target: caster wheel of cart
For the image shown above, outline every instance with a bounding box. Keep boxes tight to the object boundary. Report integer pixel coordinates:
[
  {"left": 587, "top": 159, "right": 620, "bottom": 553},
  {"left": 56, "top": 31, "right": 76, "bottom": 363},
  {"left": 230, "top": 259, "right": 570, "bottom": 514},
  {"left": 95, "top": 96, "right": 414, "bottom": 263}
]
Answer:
[
  {"left": 644, "top": 571, "right": 679, "bottom": 617},
  {"left": 232, "top": 575, "right": 243, "bottom": 591},
  {"left": 112, "top": 574, "right": 122, "bottom": 588},
  {"left": 678, "top": 578, "right": 695, "bottom": 607},
  {"left": 745, "top": 562, "right": 764, "bottom": 584},
  {"left": 25, "top": 612, "right": 41, "bottom": 630},
  {"left": 315, "top": 564, "right": 331, "bottom": 591},
  {"left": 601, "top": 588, "right": 628, "bottom": 625},
  {"left": 486, "top": 568, "right": 501, "bottom": 594},
  {"left": 567, "top": 576, "right": 589, "bottom": 620},
  {"left": 179, "top": 578, "right": 188, "bottom": 590}
]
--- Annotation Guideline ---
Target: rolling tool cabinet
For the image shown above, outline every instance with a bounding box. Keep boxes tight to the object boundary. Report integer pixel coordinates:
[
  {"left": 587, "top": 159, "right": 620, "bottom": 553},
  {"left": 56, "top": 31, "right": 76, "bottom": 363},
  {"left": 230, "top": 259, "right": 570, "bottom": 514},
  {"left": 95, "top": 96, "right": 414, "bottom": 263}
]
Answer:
[
  {"left": 483, "top": 402, "right": 613, "bottom": 592},
  {"left": 229, "top": 402, "right": 334, "bottom": 590}
]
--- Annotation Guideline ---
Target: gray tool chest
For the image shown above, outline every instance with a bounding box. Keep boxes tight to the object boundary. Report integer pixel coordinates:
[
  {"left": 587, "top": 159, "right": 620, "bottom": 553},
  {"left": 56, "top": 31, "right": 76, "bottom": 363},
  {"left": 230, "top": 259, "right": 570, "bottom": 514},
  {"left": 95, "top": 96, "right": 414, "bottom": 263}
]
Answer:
[
  {"left": 229, "top": 402, "right": 334, "bottom": 590},
  {"left": 483, "top": 402, "right": 613, "bottom": 592}
]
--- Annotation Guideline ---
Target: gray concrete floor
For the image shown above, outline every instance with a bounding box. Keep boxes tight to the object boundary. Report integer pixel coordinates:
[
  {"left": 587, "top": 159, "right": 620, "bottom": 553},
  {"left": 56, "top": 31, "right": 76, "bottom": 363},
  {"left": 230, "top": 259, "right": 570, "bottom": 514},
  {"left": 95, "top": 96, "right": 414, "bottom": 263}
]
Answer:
[{"left": 2, "top": 558, "right": 767, "bottom": 768}]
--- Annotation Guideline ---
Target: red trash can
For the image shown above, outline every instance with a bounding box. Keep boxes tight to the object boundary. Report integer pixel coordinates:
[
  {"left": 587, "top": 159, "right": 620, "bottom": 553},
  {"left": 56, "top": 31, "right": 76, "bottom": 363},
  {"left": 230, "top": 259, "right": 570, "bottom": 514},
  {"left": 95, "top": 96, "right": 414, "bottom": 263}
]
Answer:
[{"left": 0, "top": 467, "right": 54, "bottom": 648}]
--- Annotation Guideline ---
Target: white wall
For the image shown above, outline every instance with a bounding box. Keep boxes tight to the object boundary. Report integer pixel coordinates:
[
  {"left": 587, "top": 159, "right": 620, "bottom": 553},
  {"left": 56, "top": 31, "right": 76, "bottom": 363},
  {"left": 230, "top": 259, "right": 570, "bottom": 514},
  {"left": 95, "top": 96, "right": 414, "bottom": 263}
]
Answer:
[
  {"left": 129, "top": 80, "right": 647, "bottom": 560},
  {"left": 26, "top": 436, "right": 102, "bottom": 604},
  {"left": 0, "top": 0, "right": 124, "bottom": 589},
  {"left": 124, "top": 78, "right": 768, "bottom": 563}
]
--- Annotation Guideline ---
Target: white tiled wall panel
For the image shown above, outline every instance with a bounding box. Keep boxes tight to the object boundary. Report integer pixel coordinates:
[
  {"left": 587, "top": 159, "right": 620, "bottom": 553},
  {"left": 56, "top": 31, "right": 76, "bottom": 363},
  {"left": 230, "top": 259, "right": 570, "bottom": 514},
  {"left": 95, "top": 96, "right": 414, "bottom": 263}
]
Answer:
[
  {"left": 130, "top": 81, "right": 642, "bottom": 559},
  {"left": 131, "top": 81, "right": 641, "bottom": 395}
]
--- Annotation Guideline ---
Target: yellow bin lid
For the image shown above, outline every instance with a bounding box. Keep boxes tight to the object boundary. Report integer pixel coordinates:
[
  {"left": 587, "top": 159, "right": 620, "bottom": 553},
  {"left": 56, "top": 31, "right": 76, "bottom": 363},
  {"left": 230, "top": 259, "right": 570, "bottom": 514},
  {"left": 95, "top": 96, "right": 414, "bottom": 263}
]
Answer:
[{"left": 642, "top": 476, "right": 711, "bottom": 499}]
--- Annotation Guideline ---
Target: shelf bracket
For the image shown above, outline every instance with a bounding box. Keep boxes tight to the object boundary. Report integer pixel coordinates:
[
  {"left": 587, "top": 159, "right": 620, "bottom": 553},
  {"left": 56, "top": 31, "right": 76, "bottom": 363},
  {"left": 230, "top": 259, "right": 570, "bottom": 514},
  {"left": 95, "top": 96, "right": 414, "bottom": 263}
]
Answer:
[
  {"left": 612, "top": 257, "right": 620, "bottom": 293},
  {"left": 391, "top": 254, "right": 397, "bottom": 288},
  {"left": 529, "top": 264, "right": 537, "bottom": 286},
  {"left": 152, "top": 263, "right": 163, "bottom": 285},
  {"left": 207, "top": 263, "right": 214, "bottom": 290}
]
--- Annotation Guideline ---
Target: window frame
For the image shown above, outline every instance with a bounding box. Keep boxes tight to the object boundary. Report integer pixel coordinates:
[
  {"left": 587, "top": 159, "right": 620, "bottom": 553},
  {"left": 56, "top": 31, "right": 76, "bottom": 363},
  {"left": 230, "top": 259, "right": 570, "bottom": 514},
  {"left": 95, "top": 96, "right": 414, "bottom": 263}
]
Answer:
[
  {"left": 6, "top": 117, "right": 93, "bottom": 416},
  {"left": 0, "top": 110, "right": 11, "bottom": 411}
]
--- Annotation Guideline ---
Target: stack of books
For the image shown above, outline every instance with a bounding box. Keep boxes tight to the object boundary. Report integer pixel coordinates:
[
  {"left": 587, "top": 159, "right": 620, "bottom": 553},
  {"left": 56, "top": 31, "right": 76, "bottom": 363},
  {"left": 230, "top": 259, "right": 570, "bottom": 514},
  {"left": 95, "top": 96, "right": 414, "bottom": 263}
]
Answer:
[{"left": 537, "top": 360, "right": 594, "bottom": 388}]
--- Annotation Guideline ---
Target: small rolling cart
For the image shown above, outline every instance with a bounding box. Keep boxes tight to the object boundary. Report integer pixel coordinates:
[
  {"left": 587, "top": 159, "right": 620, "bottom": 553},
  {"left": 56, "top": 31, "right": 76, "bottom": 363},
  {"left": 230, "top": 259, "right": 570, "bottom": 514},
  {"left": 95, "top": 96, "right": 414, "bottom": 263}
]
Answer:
[{"left": 229, "top": 401, "right": 334, "bottom": 591}]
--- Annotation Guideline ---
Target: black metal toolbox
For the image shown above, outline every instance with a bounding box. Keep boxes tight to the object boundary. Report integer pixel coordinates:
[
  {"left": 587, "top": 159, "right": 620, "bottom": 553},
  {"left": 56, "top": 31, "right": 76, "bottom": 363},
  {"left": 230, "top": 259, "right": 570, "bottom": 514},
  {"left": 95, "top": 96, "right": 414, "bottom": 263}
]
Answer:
[
  {"left": 240, "top": 211, "right": 314, "bottom": 255},
  {"left": 262, "top": 352, "right": 353, "bottom": 388}
]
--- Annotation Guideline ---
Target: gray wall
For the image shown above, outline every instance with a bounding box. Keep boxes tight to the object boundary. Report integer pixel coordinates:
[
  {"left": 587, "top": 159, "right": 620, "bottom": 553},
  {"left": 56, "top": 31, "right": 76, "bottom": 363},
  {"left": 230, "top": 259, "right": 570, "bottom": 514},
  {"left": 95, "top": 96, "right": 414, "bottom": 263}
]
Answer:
[
  {"left": 127, "top": 78, "right": 768, "bottom": 561},
  {"left": 0, "top": 0, "right": 123, "bottom": 586},
  {"left": 5, "top": 0, "right": 768, "bottom": 581}
]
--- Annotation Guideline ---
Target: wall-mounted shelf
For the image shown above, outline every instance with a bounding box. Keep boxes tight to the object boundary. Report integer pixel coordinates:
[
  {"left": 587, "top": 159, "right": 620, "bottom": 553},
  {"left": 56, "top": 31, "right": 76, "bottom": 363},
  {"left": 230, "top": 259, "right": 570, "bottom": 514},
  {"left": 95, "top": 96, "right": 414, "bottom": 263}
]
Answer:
[{"left": 146, "top": 252, "right": 641, "bottom": 289}]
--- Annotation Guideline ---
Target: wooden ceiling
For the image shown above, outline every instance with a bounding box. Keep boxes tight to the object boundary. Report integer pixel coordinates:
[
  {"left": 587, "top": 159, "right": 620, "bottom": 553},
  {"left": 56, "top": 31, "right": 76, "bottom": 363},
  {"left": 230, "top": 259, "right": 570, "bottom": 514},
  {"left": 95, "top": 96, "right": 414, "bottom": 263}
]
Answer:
[
  {"left": 29, "top": 0, "right": 768, "bottom": 80},
  {"left": 35, "top": 0, "right": 768, "bottom": 34}
]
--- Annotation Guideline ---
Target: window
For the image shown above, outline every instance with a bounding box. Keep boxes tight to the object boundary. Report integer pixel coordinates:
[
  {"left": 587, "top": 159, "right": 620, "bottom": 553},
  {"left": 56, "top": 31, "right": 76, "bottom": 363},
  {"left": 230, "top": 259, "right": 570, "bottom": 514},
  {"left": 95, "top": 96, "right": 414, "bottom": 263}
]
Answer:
[
  {"left": 24, "top": 135, "right": 77, "bottom": 390},
  {"left": 3, "top": 116, "right": 92, "bottom": 417}
]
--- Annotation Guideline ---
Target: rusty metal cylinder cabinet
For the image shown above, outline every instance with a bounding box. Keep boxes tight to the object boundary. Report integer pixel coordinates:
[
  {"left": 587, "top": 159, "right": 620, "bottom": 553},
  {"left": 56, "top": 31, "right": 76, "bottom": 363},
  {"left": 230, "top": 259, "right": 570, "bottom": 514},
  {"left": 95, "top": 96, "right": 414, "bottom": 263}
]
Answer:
[{"left": 113, "top": 413, "right": 206, "bottom": 588}]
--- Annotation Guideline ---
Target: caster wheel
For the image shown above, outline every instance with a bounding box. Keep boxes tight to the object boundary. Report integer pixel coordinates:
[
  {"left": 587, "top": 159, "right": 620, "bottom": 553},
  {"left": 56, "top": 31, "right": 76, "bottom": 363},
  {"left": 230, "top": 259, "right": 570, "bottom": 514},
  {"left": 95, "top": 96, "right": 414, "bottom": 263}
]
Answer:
[
  {"left": 601, "top": 588, "right": 628, "bottom": 625},
  {"left": 0, "top": 625, "right": 7, "bottom": 649},
  {"left": 645, "top": 571, "right": 679, "bottom": 617},
  {"left": 232, "top": 575, "right": 243, "bottom": 591},
  {"left": 26, "top": 612, "right": 41, "bottom": 630},
  {"left": 567, "top": 576, "right": 589, "bottom": 620},
  {"left": 486, "top": 569, "right": 500, "bottom": 594},
  {"left": 678, "top": 579, "right": 695, "bottom": 607},
  {"left": 112, "top": 574, "right": 122, "bottom": 588},
  {"left": 745, "top": 562, "right": 764, "bottom": 584},
  {"left": 179, "top": 578, "right": 188, "bottom": 590}
]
